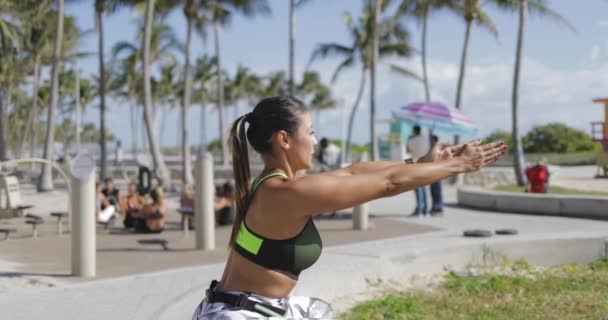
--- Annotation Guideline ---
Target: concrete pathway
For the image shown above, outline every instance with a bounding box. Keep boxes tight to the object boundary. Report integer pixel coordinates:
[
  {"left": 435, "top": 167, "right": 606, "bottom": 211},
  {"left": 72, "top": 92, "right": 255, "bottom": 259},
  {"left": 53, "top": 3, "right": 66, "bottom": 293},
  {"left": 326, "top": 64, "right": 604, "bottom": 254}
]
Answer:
[{"left": 1, "top": 166, "right": 607, "bottom": 319}]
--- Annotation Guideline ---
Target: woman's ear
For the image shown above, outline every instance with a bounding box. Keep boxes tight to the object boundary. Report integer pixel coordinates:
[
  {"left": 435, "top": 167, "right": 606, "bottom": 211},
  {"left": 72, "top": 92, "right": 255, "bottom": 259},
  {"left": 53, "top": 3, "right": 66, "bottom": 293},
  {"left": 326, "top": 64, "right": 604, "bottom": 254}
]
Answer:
[{"left": 276, "top": 130, "right": 290, "bottom": 150}]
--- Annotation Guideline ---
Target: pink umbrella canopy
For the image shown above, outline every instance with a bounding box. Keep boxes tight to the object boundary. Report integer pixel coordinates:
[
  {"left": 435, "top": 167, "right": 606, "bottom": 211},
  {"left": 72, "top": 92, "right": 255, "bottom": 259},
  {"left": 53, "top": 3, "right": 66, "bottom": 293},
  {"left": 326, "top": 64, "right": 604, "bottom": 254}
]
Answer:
[{"left": 392, "top": 102, "right": 478, "bottom": 136}]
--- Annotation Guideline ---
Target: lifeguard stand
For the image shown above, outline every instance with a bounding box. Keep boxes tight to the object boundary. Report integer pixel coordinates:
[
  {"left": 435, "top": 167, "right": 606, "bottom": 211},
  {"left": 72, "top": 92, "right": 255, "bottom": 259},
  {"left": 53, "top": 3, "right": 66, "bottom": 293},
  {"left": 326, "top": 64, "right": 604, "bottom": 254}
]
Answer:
[{"left": 591, "top": 98, "right": 608, "bottom": 177}]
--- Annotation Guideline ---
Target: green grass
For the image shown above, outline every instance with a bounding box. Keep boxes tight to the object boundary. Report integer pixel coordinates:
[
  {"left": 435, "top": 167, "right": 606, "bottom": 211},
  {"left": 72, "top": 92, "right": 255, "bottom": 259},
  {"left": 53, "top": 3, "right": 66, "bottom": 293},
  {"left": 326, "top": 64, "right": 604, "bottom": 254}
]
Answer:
[
  {"left": 493, "top": 185, "right": 608, "bottom": 197},
  {"left": 523, "top": 152, "right": 599, "bottom": 166},
  {"left": 342, "top": 258, "right": 608, "bottom": 320}
]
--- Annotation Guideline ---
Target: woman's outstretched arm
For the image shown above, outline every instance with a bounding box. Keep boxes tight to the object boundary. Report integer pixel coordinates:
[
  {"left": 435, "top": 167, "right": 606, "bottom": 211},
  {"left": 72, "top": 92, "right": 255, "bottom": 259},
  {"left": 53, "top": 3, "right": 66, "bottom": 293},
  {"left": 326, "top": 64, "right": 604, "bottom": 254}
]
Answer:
[{"left": 266, "top": 141, "right": 506, "bottom": 216}]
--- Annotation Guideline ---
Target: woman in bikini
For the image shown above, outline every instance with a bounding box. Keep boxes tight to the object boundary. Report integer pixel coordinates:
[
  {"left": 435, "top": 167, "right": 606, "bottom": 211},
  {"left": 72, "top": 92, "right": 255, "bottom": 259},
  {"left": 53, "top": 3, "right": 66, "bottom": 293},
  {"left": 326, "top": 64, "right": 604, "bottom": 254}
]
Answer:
[
  {"left": 192, "top": 96, "right": 507, "bottom": 319},
  {"left": 134, "top": 187, "right": 167, "bottom": 234},
  {"left": 122, "top": 183, "right": 145, "bottom": 229}
]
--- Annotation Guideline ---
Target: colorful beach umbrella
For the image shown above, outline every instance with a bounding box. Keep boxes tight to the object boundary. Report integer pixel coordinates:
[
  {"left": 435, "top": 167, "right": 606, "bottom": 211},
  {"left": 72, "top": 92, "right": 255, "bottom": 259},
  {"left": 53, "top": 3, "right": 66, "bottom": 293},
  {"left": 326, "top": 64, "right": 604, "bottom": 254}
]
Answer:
[{"left": 392, "top": 102, "right": 479, "bottom": 136}]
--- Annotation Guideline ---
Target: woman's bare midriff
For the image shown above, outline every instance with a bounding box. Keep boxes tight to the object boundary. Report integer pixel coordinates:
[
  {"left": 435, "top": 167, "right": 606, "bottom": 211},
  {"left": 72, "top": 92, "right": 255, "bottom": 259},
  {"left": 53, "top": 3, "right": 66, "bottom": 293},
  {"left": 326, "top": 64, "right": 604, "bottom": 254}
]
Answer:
[{"left": 219, "top": 249, "right": 297, "bottom": 299}]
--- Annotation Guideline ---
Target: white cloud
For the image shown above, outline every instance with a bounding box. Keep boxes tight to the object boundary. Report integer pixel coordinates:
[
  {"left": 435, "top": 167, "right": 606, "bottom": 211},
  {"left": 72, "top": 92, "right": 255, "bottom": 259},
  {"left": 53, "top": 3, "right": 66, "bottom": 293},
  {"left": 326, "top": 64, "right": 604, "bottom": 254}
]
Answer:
[{"left": 597, "top": 20, "right": 608, "bottom": 27}]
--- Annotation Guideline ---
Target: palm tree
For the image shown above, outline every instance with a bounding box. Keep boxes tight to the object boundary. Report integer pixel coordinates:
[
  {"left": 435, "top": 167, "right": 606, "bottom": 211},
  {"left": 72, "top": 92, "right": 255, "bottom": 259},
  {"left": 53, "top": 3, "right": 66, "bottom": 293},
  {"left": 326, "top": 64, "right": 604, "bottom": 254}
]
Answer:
[
  {"left": 20, "top": 6, "right": 54, "bottom": 159},
  {"left": 369, "top": 0, "right": 382, "bottom": 160},
  {"left": 310, "top": 3, "right": 416, "bottom": 162},
  {"left": 180, "top": 0, "right": 207, "bottom": 185},
  {"left": 395, "top": 0, "right": 453, "bottom": 102},
  {"left": 452, "top": 0, "right": 498, "bottom": 124},
  {"left": 225, "top": 65, "right": 260, "bottom": 120},
  {"left": 95, "top": 0, "right": 124, "bottom": 180},
  {"left": 192, "top": 53, "right": 218, "bottom": 150},
  {"left": 505, "top": 0, "right": 573, "bottom": 185},
  {"left": 0, "top": 14, "right": 18, "bottom": 161},
  {"left": 296, "top": 70, "right": 336, "bottom": 135},
  {"left": 113, "top": 16, "right": 180, "bottom": 185},
  {"left": 141, "top": 0, "right": 171, "bottom": 186},
  {"left": 38, "top": 0, "right": 65, "bottom": 192},
  {"left": 288, "top": 0, "right": 315, "bottom": 96},
  {"left": 203, "top": 0, "right": 270, "bottom": 167}
]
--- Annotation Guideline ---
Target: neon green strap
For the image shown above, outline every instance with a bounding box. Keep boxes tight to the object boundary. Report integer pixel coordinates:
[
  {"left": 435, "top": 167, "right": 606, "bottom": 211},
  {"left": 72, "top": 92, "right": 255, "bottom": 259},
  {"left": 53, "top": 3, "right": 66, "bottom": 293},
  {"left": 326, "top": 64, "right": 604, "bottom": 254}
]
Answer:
[
  {"left": 236, "top": 172, "right": 288, "bottom": 255},
  {"left": 251, "top": 172, "right": 288, "bottom": 193}
]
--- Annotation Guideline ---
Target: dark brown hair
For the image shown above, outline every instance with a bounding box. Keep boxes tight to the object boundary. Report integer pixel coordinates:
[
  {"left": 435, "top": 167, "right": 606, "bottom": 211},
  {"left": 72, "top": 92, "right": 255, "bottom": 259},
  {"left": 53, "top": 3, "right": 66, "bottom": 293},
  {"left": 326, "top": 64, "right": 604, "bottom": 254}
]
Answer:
[{"left": 228, "top": 96, "right": 308, "bottom": 247}]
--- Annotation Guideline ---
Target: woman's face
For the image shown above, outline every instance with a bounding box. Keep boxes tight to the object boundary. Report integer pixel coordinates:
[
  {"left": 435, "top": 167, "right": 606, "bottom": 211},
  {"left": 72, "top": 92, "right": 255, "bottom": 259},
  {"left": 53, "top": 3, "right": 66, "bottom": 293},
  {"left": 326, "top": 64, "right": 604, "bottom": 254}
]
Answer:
[{"left": 286, "top": 112, "right": 318, "bottom": 171}]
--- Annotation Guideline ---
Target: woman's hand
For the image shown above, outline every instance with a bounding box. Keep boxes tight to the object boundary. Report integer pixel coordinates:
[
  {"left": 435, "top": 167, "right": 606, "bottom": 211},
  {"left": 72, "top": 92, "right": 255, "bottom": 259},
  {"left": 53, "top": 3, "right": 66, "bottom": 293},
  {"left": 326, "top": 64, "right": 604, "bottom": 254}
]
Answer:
[
  {"left": 418, "top": 143, "right": 457, "bottom": 163},
  {"left": 454, "top": 140, "right": 507, "bottom": 173}
]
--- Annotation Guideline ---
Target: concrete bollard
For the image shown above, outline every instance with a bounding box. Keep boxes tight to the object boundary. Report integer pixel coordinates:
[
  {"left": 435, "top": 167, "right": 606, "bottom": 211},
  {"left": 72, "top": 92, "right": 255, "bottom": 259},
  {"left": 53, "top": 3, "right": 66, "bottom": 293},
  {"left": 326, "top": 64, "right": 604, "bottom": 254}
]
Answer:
[
  {"left": 195, "top": 152, "right": 215, "bottom": 250},
  {"left": 70, "top": 156, "right": 96, "bottom": 277},
  {"left": 353, "top": 152, "right": 369, "bottom": 230}
]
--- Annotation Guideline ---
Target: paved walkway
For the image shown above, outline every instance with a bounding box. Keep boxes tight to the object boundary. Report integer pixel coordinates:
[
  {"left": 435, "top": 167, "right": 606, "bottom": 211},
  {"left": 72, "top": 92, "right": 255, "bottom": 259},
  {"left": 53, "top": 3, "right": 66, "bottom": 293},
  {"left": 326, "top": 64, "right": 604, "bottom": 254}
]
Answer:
[{"left": 1, "top": 166, "right": 607, "bottom": 319}]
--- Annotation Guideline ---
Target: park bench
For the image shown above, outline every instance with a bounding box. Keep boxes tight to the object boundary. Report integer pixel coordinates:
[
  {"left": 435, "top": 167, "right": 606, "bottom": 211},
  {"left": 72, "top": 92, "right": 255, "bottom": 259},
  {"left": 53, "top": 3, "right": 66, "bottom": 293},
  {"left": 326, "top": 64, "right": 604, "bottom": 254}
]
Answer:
[
  {"left": 0, "top": 227, "right": 17, "bottom": 240},
  {"left": 177, "top": 207, "right": 194, "bottom": 236},
  {"left": 50, "top": 212, "right": 69, "bottom": 235},
  {"left": 25, "top": 213, "right": 43, "bottom": 238},
  {"left": 0, "top": 174, "right": 34, "bottom": 219}
]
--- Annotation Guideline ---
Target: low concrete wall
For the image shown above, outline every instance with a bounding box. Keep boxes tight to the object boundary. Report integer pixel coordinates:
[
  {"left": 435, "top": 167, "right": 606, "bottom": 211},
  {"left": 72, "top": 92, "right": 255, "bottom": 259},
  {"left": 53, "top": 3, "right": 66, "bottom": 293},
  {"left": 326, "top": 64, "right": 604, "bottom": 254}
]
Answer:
[{"left": 458, "top": 186, "right": 608, "bottom": 220}]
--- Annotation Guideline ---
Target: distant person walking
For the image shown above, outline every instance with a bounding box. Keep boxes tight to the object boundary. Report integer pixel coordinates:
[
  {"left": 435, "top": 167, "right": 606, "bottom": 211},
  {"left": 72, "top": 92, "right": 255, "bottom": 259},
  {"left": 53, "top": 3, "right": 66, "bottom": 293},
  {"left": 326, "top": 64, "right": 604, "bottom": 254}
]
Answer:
[
  {"left": 317, "top": 137, "right": 341, "bottom": 171},
  {"left": 430, "top": 135, "right": 444, "bottom": 215},
  {"left": 407, "top": 125, "right": 430, "bottom": 216}
]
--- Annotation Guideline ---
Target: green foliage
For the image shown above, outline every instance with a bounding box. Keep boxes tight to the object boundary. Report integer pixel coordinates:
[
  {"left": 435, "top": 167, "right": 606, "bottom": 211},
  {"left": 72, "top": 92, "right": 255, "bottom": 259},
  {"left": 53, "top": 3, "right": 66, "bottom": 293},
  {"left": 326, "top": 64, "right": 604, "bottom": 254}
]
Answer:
[
  {"left": 207, "top": 139, "right": 221, "bottom": 153},
  {"left": 483, "top": 130, "right": 513, "bottom": 151},
  {"left": 523, "top": 123, "right": 600, "bottom": 153},
  {"left": 343, "top": 257, "right": 608, "bottom": 319}
]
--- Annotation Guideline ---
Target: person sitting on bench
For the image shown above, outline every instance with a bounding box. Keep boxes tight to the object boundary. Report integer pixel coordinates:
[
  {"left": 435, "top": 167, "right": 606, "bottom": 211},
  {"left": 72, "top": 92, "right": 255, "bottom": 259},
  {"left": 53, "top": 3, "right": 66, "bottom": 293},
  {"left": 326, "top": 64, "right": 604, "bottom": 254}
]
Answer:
[
  {"left": 102, "top": 178, "right": 122, "bottom": 214},
  {"left": 180, "top": 183, "right": 195, "bottom": 228},
  {"left": 134, "top": 187, "right": 166, "bottom": 234},
  {"left": 123, "top": 182, "right": 145, "bottom": 228},
  {"left": 215, "top": 181, "right": 235, "bottom": 226},
  {"left": 96, "top": 182, "right": 116, "bottom": 223}
]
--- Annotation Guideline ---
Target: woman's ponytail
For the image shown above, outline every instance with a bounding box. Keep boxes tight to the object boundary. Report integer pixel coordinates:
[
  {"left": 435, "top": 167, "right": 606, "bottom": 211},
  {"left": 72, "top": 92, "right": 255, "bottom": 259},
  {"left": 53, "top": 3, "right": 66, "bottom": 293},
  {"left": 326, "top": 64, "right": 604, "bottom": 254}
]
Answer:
[{"left": 228, "top": 114, "right": 250, "bottom": 247}]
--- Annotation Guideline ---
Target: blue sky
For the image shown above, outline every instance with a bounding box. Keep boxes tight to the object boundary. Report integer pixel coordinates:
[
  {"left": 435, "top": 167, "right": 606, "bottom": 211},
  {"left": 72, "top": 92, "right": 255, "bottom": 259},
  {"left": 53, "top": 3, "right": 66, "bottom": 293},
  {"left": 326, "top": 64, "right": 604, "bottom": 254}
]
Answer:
[{"left": 65, "top": 0, "right": 608, "bottom": 149}]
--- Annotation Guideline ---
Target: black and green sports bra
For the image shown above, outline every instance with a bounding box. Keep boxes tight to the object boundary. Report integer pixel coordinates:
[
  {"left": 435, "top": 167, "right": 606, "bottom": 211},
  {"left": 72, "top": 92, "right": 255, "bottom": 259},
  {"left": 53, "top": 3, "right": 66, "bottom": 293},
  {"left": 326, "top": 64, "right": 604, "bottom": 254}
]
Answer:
[{"left": 234, "top": 172, "right": 322, "bottom": 280}]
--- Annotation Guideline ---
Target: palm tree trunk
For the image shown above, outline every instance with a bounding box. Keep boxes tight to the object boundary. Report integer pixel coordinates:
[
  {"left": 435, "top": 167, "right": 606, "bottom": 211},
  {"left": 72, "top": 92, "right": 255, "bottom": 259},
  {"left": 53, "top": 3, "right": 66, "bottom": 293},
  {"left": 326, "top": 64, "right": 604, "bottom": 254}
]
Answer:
[
  {"left": 131, "top": 106, "right": 137, "bottom": 154},
  {"left": 38, "top": 0, "right": 64, "bottom": 192},
  {"left": 315, "top": 108, "right": 320, "bottom": 137},
  {"left": 512, "top": 0, "right": 527, "bottom": 186},
  {"left": 345, "top": 68, "right": 367, "bottom": 163},
  {"left": 451, "top": 18, "right": 473, "bottom": 186},
  {"left": 421, "top": 11, "right": 431, "bottom": 102},
  {"left": 97, "top": 8, "right": 108, "bottom": 180},
  {"left": 454, "top": 18, "right": 473, "bottom": 144},
  {"left": 0, "top": 90, "right": 6, "bottom": 161},
  {"left": 181, "top": 16, "right": 194, "bottom": 185},
  {"left": 289, "top": 0, "right": 295, "bottom": 96},
  {"left": 21, "top": 56, "right": 40, "bottom": 157},
  {"left": 142, "top": 0, "right": 171, "bottom": 186},
  {"left": 214, "top": 20, "right": 228, "bottom": 167},
  {"left": 200, "top": 104, "right": 207, "bottom": 153},
  {"left": 369, "top": 0, "right": 381, "bottom": 161}
]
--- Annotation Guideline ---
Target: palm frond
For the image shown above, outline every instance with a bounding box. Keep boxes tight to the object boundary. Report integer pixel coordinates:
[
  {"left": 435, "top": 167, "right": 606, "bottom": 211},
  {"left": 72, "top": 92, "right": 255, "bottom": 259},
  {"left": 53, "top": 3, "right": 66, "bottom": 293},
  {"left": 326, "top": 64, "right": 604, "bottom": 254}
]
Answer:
[{"left": 389, "top": 63, "right": 423, "bottom": 82}]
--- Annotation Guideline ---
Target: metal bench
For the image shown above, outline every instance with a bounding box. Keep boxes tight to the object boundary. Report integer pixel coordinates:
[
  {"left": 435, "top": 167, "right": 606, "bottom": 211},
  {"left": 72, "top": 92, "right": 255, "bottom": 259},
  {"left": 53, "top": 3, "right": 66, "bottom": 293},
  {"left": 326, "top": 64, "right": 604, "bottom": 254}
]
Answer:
[
  {"left": 50, "top": 212, "right": 69, "bottom": 235},
  {"left": 0, "top": 227, "right": 17, "bottom": 240},
  {"left": 177, "top": 207, "right": 194, "bottom": 237},
  {"left": 0, "top": 174, "right": 34, "bottom": 219},
  {"left": 25, "top": 214, "right": 44, "bottom": 238}
]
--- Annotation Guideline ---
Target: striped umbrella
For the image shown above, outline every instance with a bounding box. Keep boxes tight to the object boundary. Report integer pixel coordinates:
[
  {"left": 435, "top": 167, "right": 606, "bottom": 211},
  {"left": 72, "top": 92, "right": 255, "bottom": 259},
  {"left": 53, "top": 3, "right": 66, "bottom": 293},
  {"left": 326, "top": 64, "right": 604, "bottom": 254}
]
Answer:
[{"left": 392, "top": 102, "right": 478, "bottom": 136}]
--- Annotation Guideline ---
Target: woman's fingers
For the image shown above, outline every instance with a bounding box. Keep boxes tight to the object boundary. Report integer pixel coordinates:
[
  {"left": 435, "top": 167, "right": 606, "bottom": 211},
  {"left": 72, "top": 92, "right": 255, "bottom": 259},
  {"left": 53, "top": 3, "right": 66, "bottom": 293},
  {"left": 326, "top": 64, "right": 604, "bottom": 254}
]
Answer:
[{"left": 480, "top": 141, "right": 505, "bottom": 152}]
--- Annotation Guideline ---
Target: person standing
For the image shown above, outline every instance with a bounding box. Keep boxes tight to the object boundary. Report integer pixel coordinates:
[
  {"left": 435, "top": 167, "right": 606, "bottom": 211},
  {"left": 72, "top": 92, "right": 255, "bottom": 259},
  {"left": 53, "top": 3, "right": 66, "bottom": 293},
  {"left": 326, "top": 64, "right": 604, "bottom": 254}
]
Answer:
[
  {"left": 407, "top": 125, "right": 430, "bottom": 216},
  {"left": 429, "top": 135, "right": 444, "bottom": 215},
  {"left": 114, "top": 140, "right": 123, "bottom": 167}
]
